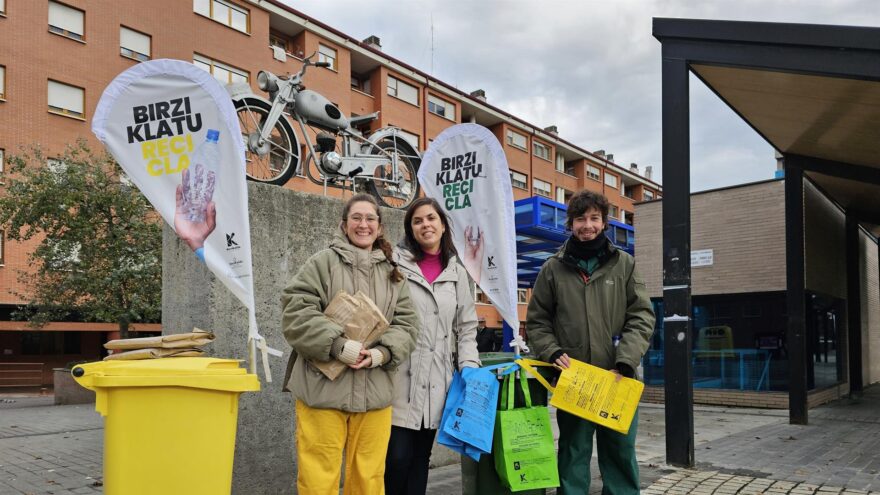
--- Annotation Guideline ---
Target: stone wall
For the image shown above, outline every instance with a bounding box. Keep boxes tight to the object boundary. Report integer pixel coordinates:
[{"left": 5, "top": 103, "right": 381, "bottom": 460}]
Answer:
[{"left": 162, "top": 184, "right": 414, "bottom": 495}]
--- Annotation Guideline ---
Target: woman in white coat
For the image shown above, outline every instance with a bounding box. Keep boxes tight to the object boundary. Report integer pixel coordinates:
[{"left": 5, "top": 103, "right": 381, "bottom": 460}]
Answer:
[{"left": 385, "top": 197, "right": 481, "bottom": 495}]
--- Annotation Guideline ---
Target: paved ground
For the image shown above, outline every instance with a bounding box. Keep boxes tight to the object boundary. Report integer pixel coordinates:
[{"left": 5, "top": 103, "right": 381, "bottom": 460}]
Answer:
[
  {"left": 2, "top": 386, "right": 880, "bottom": 494},
  {"left": 0, "top": 397, "right": 102, "bottom": 495}
]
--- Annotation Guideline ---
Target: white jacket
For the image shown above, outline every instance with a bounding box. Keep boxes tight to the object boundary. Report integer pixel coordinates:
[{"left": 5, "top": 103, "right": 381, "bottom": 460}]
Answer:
[{"left": 390, "top": 247, "right": 480, "bottom": 430}]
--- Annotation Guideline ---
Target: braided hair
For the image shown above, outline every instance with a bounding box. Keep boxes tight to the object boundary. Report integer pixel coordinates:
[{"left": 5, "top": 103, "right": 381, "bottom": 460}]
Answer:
[{"left": 341, "top": 194, "right": 404, "bottom": 282}]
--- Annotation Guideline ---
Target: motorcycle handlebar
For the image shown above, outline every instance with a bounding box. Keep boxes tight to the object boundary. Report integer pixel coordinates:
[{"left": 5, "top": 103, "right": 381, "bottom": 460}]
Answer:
[{"left": 258, "top": 52, "right": 324, "bottom": 92}]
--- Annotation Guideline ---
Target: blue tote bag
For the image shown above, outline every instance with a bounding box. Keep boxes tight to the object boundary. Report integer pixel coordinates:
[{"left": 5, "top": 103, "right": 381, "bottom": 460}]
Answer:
[{"left": 438, "top": 363, "right": 515, "bottom": 461}]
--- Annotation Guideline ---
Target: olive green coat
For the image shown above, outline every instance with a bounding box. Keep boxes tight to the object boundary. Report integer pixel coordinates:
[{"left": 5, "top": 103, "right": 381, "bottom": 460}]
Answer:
[
  {"left": 281, "top": 235, "right": 420, "bottom": 412},
  {"left": 526, "top": 241, "right": 654, "bottom": 373}
]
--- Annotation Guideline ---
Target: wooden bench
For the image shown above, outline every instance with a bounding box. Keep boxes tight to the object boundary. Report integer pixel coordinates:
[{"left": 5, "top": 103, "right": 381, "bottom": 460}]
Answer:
[{"left": 0, "top": 362, "right": 44, "bottom": 388}]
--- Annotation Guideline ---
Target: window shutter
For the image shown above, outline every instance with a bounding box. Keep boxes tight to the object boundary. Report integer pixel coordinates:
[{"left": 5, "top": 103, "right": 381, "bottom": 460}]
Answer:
[
  {"left": 230, "top": 8, "right": 248, "bottom": 32},
  {"left": 399, "top": 83, "right": 418, "bottom": 105},
  {"left": 49, "top": 1, "right": 84, "bottom": 36},
  {"left": 193, "top": 0, "right": 210, "bottom": 16},
  {"left": 48, "top": 80, "right": 84, "bottom": 115},
  {"left": 120, "top": 27, "right": 150, "bottom": 57}
]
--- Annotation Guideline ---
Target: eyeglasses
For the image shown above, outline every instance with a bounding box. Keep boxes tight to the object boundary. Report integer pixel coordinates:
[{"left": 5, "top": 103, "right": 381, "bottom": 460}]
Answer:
[{"left": 348, "top": 214, "right": 379, "bottom": 225}]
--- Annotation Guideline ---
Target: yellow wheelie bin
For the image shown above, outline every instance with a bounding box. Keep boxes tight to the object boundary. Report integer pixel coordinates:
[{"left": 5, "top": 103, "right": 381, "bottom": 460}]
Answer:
[{"left": 72, "top": 357, "right": 260, "bottom": 495}]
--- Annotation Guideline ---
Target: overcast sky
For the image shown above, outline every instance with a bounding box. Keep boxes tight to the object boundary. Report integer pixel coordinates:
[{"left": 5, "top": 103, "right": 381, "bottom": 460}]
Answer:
[{"left": 280, "top": 0, "right": 878, "bottom": 191}]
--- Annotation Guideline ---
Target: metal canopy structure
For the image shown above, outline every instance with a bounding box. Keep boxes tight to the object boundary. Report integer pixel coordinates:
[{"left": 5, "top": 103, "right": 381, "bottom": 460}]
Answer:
[{"left": 654, "top": 18, "right": 880, "bottom": 467}]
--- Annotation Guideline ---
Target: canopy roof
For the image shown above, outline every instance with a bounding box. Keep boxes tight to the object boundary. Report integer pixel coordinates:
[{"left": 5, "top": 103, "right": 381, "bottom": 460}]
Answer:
[{"left": 654, "top": 18, "right": 880, "bottom": 235}]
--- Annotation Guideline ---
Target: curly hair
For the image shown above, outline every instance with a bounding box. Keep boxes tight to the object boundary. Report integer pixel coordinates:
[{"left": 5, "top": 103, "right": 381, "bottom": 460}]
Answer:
[{"left": 565, "top": 190, "right": 610, "bottom": 230}]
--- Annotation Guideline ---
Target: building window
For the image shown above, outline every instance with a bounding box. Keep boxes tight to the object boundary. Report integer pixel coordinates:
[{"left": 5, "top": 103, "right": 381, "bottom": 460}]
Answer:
[
  {"left": 0, "top": 0, "right": 5, "bottom": 15},
  {"left": 318, "top": 44, "right": 337, "bottom": 71},
  {"left": 351, "top": 73, "right": 372, "bottom": 94},
  {"left": 623, "top": 185, "right": 635, "bottom": 199},
  {"left": 392, "top": 127, "right": 419, "bottom": 149},
  {"left": 387, "top": 75, "right": 419, "bottom": 106},
  {"left": 21, "top": 331, "right": 81, "bottom": 355},
  {"left": 564, "top": 162, "right": 578, "bottom": 177},
  {"left": 428, "top": 94, "right": 455, "bottom": 121},
  {"left": 0, "top": 229, "right": 4, "bottom": 265},
  {"left": 506, "top": 130, "right": 527, "bottom": 150},
  {"left": 0, "top": 65, "right": 5, "bottom": 99},
  {"left": 587, "top": 164, "right": 601, "bottom": 181},
  {"left": 533, "top": 142, "right": 551, "bottom": 161},
  {"left": 193, "top": 54, "right": 248, "bottom": 84},
  {"left": 533, "top": 178, "right": 552, "bottom": 198},
  {"left": 609, "top": 205, "right": 619, "bottom": 219},
  {"left": 604, "top": 173, "right": 618, "bottom": 189},
  {"left": 555, "top": 153, "right": 565, "bottom": 172},
  {"left": 474, "top": 286, "right": 490, "bottom": 304},
  {"left": 556, "top": 186, "right": 572, "bottom": 204},
  {"left": 48, "top": 80, "right": 85, "bottom": 119},
  {"left": 510, "top": 171, "right": 527, "bottom": 190},
  {"left": 0, "top": 148, "right": 4, "bottom": 175},
  {"left": 644, "top": 189, "right": 654, "bottom": 201},
  {"left": 48, "top": 1, "right": 85, "bottom": 41},
  {"left": 194, "top": 0, "right": 249, "bottom": 34},
  {"left": 269, "top": 33, "right": 287, "bottom": 52},
  {"left": 517, "top": 289, "right": 528, "bottom": 304},
  {"left": 120, "top": 26, "right": 151, "bottom": 62}
]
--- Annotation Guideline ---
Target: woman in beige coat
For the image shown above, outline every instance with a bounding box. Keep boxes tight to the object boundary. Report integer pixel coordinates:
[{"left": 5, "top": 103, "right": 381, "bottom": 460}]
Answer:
[
  {"left": 385, "top": 197, "right": 480, "bottom": 495},
  {"left": 282, "top": 194, "right": 419, "bottom": 495}
]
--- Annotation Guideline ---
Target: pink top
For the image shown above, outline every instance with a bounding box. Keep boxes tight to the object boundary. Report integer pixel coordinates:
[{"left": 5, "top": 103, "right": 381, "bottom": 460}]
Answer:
[{"left": 417, "top": 251, "right": 443, "bottom": 284}]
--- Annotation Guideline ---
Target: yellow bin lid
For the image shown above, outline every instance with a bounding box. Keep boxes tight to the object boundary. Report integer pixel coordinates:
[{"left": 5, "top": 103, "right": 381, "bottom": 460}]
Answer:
[{"left": 72, "top": 357, "right": 260, "bottom": 393}]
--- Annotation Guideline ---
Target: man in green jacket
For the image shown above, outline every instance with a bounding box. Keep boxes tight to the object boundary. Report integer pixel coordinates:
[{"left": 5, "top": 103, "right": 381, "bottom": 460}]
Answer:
[{"left": 526, "top": 190, "right": 655, "bottom": 495}]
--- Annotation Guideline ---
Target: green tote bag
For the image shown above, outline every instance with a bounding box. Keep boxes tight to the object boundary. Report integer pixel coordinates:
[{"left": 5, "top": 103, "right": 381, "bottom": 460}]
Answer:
[{"left": 493, "top": 370, "right": 560, "bottom": 492}]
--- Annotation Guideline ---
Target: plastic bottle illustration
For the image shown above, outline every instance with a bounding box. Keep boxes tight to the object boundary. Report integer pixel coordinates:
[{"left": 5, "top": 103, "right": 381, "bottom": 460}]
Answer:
[{"left": 184, "top": 129, "right": 220, "bottom": 223}]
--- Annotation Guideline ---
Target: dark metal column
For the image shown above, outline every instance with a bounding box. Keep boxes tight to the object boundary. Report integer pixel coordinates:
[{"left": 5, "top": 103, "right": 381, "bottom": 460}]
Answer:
[
  {"left": 661, "top": 48, "right": 694, "bottom": 468},
  {"left": 846, "top": 214, "right": 863, "bottom": 398},
  {"left": 784, "top": 161, "right": 808, "bottom": 424}
]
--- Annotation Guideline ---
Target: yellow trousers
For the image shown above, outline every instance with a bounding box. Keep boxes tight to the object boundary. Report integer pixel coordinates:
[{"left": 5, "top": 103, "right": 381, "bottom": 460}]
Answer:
[{"left": 295, "top": 400, "right": 392, "bottom": 495}]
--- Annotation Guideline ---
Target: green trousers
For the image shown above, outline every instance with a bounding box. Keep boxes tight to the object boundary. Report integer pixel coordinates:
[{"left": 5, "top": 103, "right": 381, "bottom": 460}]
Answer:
[{"left": 556, "top": 408, "right": 640, "bottom": 495}]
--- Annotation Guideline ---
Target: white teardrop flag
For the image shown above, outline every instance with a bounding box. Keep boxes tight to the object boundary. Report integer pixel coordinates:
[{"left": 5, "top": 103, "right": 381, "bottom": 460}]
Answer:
[
  {"left": 92, "top": 59, "right": 280, "bottom": 380},
  {"left": 417, "top": 124, "right": 520, "bottom": 336}
]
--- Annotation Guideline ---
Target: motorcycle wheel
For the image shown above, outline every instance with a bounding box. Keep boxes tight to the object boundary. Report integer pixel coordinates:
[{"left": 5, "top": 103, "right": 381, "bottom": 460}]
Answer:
[
  {"left": 367, "top": 139, "right": 420, "bottom": 210},
  {"left": 234, "top": 97, "right": 300, "bottom": 185}
]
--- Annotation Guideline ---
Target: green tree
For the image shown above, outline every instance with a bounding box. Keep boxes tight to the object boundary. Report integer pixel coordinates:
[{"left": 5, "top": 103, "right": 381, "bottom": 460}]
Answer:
[{"left": 0, "top": 140, "right": 161, "bottom": 338}]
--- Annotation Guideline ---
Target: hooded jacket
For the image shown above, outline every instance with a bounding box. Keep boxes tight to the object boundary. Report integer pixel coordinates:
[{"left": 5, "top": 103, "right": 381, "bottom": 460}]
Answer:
[
  {"left": 282, "top": 234, "right": 420, "bottom": 412},
  {"left": 390, "top": 247, "right": 480, "bottom": 430},
  {"left": 526, "top": 239, "right": 654, "bottom": 374}
]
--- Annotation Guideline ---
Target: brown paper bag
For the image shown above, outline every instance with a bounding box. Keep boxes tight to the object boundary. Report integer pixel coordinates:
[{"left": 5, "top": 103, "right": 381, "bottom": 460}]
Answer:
[
  {"left": 104, "top": 328, "right": 214, "bottom": 350},
  {"left": 104, "top": 348, "right": 205, "bottom": 360},
  {"left": 311, "top": 291, "right": 389, "bottom": 380}
]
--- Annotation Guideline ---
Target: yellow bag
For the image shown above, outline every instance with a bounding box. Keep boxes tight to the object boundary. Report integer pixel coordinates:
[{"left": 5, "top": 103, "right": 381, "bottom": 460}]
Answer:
[{"left": 517, "top": 358, "right": 643, "bottom": 434}]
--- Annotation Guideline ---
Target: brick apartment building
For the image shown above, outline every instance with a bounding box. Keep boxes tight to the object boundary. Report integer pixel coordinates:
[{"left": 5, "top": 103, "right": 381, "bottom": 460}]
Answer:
[{"left": 0, "top": 0, "right": 661, "bottom": 386}]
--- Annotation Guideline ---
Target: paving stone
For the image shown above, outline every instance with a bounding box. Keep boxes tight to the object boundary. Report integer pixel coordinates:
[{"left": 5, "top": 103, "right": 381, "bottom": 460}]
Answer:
[{"left": 8, "top": 390, "right": 880, "bottom": 495}]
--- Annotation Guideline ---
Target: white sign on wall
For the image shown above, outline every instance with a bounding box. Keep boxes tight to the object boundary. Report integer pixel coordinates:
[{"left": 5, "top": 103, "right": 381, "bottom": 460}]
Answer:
[{"left": 691, "top": 249, "right": 714, "bottom": 267}]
